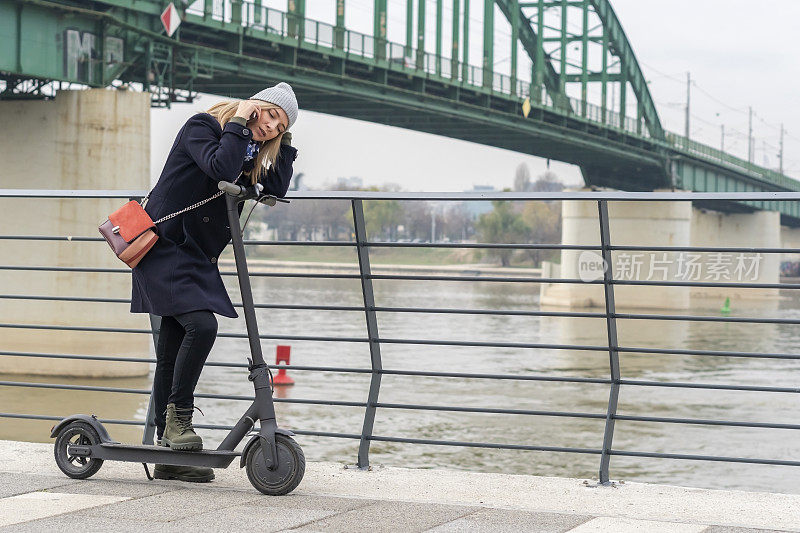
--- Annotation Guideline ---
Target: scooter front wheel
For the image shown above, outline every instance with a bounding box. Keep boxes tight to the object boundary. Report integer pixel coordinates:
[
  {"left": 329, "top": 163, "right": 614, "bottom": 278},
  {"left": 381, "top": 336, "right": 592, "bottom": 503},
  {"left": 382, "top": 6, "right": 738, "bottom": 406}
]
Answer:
[
  {"left": 53, "top": 421, "right": 104, "bottom": 479},
  {"left": 244, "top": 434, "right": 305, "bottom": 495}
]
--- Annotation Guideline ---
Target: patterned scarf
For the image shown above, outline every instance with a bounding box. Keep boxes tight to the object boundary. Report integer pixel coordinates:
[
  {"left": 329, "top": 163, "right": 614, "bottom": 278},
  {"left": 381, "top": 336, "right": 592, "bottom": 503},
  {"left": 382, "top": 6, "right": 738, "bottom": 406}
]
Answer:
[{"left": 244, "top": 140, "right": 260, "bottom": 162}]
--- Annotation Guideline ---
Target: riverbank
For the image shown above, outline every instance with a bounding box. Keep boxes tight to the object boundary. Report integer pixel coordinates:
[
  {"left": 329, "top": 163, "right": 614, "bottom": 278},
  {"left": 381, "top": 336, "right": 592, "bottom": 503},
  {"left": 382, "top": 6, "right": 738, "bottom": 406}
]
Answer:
[
  {"left": 0, "top": 439, "right": 796, "bottom": 531},
  {"left": 222, "top": 258, "right": 800, "bottom": 283},
  {"left": 219, "top": 257, "right": 543, "bottom": 277}
]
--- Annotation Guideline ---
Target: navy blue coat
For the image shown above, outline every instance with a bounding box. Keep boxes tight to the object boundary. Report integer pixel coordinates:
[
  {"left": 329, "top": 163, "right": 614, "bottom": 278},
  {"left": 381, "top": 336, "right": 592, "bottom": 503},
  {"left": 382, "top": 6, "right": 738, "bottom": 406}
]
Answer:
[{"left": 130, "top": 112, "right": 297, "bottom": 318}]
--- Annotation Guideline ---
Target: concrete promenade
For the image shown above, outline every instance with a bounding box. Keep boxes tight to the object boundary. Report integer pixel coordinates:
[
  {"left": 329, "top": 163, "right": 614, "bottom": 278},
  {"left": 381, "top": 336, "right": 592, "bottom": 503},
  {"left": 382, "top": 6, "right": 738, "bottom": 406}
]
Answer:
[{"left": 0, "top": 440, "right": 797, "bottom": 532}]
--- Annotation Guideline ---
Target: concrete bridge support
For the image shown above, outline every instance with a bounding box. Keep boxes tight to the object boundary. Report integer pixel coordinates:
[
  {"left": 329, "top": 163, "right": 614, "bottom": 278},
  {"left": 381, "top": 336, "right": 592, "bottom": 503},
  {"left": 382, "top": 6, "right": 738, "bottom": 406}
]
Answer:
[
  {"left": 540, "top": 188, "right": 783, "bottom": 310},
  {"left": 780, "top": 226, "right": 800, "bottom": 271},
  {"left": 689, "top": 208, "right": 780, "bottom": 305},
  {"left": 0, "top": 89, "right": 151, "bottom": 377},
  {"left": 540, "top": 189, "right": 693, "bottom": 310}
]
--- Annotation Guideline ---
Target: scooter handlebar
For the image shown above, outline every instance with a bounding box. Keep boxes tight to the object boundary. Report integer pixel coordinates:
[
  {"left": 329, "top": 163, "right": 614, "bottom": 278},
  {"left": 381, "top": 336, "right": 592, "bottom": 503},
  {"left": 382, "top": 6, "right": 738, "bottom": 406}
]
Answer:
[
  {"left": 217, "top": 181, "right": 244, "bottom": 195},
  {"left": 218, "top": 180, "right": 289, "bottom": 205},
  {"left": 217, "top": 181, "right": 265, "bottom": 198}
]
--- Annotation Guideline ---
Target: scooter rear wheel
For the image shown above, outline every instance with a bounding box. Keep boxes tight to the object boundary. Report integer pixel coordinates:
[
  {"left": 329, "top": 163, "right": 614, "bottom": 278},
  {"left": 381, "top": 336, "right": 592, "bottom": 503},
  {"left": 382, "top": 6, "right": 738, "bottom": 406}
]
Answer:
[
  {"left": 53, "top": 421, "right": 104, "bottom": 479},
  {"left": 244, "top": 434, "right": 305, "bottom": 496}
]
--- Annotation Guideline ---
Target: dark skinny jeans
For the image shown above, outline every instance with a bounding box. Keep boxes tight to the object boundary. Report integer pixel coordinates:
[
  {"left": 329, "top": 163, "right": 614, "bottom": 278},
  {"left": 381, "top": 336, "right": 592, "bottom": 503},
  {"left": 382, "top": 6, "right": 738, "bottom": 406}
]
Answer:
[{"left": 152, "top": 310, "right": 218, "bottom": 438}]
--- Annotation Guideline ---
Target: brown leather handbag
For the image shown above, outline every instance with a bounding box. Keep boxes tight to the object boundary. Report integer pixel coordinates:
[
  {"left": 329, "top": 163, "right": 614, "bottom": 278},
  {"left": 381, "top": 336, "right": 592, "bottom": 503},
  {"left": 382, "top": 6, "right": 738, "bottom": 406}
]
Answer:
[
  {"left": 99, "top": 188, "right": 225, "bottom": 268},
  {"left": 99, "top": 201, "right": 159, "bottom": 268}
]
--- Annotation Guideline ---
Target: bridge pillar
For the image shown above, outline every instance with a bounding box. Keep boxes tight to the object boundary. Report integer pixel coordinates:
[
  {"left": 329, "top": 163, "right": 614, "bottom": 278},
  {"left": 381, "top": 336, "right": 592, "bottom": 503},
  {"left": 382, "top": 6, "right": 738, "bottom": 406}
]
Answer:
[
  {"left": 780, "top": 226, "right": 800, "bottom": 276},
  {"left": 541, "top": 188, "right": 783, "bottom": 310},
  {"left": 689, "top": 208, "right": 781, "bottom": 305},
  {"left": 0, "top": 89, "right": 151, "bottom": 377},
  {"left": 540, "top": 188, "right": 692, "bottom": 310}
]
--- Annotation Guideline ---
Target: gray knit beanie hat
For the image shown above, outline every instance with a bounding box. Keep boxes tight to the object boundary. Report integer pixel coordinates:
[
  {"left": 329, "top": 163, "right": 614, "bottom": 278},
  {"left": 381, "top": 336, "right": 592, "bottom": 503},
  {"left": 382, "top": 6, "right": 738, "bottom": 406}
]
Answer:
[{"left": 249, "top": 82, "right": 298, "bottom": 129}]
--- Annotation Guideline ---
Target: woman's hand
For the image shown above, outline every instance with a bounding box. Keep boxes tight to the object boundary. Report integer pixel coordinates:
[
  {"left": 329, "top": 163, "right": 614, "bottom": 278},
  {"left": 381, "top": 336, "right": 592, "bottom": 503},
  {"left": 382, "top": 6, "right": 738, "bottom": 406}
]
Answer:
[{"left": 234, "top": 100, "right": 261, "bottom": 121}]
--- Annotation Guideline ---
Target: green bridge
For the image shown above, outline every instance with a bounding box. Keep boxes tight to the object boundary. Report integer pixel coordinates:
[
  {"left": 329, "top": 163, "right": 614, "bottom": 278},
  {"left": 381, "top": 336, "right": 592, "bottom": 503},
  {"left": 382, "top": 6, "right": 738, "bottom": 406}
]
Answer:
[{"left": 2, "top": 0, "right": 798, "bottom": 222}]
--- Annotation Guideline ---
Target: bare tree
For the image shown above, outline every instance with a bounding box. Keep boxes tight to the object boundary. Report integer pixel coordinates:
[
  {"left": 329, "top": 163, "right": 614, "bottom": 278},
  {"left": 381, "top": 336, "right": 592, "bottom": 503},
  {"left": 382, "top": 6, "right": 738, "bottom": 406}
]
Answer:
[
  {"left": 401, "top": 201, "right": 432, "bottom": 241},
  {"left": 441, "top": 202, "right": 475, "bottom": 242},
  {"left": 513, "top": 162, "right": 532, "bottom": 192},
  {"left": 521, "top": 200, "right": 562, "bottom": 265},
  {"left": 531, "top": 171, "right": 564, "bottom": 193},
  {"left": 476, "top": 200, "right": 528, "bottom": 266},
  {"left": 315, "top": 200, "right": 351, "bottom": 240}
]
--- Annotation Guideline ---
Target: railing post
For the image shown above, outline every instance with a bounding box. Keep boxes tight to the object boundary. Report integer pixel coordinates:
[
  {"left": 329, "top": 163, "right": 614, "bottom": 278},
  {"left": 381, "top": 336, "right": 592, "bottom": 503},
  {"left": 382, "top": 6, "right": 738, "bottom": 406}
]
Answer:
[
  {"left": 141, "top": 313, "right": 161, "bottom": 446},
  {"left": 597, "top": 200, "right": 621, "bottom": 484},
  {"left": 334, "top": 0, "right": 345, "bottom": 49},
  {"left": 352, "top": 199, "right": 382, "bottom": 469},
  {"left": 253, "top": 0, "right": 262, "bottom": 25},
  {"left": 287, "top": 0, "right": 305, "bottom": 41},
  {"left": 231, "top": 0, "right": 242, "bottom": 25}
]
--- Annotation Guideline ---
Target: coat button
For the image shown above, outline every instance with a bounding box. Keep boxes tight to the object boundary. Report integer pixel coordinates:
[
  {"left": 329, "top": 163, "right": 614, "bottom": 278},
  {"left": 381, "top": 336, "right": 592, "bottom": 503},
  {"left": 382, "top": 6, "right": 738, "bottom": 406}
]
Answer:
[
  {"left": 202, "top": 216, "right": 210, "bottom": 223},
  {"left": 210, "top": 256, "right": 217, "bottom": 264},
  {"left": 241, "top": 128, "right": 250, "bottom": 136}
]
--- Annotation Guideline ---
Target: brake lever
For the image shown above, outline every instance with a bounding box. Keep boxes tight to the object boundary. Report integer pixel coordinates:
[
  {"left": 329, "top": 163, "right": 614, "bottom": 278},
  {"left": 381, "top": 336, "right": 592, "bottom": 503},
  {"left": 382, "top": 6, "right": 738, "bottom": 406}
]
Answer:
[
  {"left": 256, "top": 194, "right": 291, "bottom": 206},
  {"left": 257, "top": 195, "right": 276, "bottom": 206}
]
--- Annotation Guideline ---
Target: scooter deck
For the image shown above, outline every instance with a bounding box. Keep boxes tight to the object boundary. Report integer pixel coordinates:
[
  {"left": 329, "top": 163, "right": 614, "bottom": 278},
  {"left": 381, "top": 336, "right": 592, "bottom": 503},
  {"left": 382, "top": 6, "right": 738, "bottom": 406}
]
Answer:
[{"left": 69, "top": 442, "right": 241, "bottom": 469}]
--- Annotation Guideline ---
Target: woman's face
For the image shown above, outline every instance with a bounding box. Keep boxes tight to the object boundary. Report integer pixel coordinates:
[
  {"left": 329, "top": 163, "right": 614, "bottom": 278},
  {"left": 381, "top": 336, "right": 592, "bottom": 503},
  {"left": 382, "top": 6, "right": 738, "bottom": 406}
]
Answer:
[{"left": 249, "top": 103, "right": 289, "bottom": 142}]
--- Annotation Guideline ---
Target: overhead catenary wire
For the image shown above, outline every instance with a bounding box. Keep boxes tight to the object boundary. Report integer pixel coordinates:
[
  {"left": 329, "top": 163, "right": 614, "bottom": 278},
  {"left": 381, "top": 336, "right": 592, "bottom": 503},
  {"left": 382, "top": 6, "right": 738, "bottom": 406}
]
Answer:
[
  {"left": 689, "top": 80, "right": 749, "bottom": 116},
  {"left": 325, "top": 1, "right": 796, "bottom": 174}
]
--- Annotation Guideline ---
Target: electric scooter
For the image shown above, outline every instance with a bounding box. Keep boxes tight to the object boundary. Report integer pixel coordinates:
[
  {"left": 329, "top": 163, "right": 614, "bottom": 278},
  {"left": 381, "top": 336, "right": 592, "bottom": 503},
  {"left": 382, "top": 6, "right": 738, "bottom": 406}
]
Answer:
[{"left": 50, "top": 181, "right": 305, "bottom": 496}]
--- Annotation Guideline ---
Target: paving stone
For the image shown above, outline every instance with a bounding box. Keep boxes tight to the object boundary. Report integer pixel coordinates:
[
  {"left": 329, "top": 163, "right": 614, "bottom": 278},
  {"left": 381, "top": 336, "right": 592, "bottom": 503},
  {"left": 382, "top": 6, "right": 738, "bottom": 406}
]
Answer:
[
  {"left": 1, "top": 492, "right": 379, "bottom": 533},
  {"left": 567, "top": 516, "right": 709, "bottom": 533},
  {"left": 426, "top": 508, "right": 594, "bottom": 533},
  {"left": 703, "top": 526, "right": 787, "bottom": 533},
  {"left": 163, "top": 505, "right": 338, "bottom": 532},
  {"left": 292, "top": 500, "right": 479, "bottom": 533},
  {"left": 158, "top": 493, "right": 377, "bottom": 533},
  {"left": 80, "top": 487, "right": 265, "bottom": 522},
  {"left": 0, "top": 491, "right": 128, "bottom": 528},
  {"left": 49, "top": 478, "right": 176, "bottom": 498},
  {"left": 1, "top": 514, "right": 156, "bottom": 532},
  {"left": 236, "top": 493, "right": 376, "bottom": 513},
  {"left": 0, "top": 473, "right": 77, "bottom": 498}
]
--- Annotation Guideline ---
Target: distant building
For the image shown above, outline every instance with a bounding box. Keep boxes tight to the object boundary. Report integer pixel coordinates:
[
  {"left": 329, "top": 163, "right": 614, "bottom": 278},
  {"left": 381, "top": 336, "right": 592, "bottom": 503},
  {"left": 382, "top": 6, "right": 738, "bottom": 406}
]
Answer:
[{"left": 464, "top": 185, "right": 496, "bottom": 217}]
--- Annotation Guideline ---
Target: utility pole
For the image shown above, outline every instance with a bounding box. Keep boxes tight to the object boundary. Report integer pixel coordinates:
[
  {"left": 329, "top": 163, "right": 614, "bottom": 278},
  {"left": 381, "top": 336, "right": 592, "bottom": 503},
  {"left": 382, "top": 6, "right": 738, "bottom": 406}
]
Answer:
[
  {"left": 430, "top": 208, "right": 436, "bottom": 243},
  {"left": 780, "top": 123, "right": 785, "bottom": 174},
  {"left": 684, "top": 72, "right": 691, "bottom": 138},
  {"left": 748, "top": 106, "right": 753, "bottom": 164},
  {"left": 721, "top": 124, "right": 725, "bottom": 151}
]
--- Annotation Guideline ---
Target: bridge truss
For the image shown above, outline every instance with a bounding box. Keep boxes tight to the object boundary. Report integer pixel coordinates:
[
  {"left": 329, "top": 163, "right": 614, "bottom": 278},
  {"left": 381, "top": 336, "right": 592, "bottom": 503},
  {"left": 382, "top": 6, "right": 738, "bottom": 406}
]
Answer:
[{"left": 1, "top": 0, "right": 797, "bottom": 221}]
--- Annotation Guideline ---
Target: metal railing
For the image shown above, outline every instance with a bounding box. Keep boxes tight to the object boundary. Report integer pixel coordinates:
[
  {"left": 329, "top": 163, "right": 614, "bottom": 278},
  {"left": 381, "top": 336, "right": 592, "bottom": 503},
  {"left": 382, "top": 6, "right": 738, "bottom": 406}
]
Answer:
[
  {"left": 2, "top": 189, "right": 800, "bottom": 484},
  {"left": 664, "top": 132, "right": 800, "bottom": 192}
]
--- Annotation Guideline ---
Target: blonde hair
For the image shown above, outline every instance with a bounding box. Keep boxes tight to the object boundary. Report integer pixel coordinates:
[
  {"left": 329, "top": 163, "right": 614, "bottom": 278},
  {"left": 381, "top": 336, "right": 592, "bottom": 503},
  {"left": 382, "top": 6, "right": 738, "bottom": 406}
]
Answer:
[{"left": 205, "top": 100, "right": 287, "bottom": 185}]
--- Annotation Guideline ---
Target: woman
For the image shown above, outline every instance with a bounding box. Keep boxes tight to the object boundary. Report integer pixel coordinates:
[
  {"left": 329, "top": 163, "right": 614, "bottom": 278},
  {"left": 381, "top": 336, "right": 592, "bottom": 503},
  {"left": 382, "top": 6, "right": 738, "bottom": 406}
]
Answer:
[{"left": 130, "top": 82, "right": 299, "bottom": 482}]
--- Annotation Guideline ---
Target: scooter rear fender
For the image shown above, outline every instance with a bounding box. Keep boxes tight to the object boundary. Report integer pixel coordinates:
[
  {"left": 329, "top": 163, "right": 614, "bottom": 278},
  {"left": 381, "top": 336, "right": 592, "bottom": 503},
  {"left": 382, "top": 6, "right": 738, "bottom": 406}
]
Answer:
[
  {"left": 239, "top": 428, "right": 295, "bottom": 468},
  {"left": 50, "top": 414, "right": 116, "bottom": 443}
]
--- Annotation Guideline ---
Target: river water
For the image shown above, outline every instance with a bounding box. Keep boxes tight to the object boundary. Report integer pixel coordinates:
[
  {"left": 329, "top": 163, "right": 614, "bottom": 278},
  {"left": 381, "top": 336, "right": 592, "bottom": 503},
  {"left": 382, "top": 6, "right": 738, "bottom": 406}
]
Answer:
[{"left": 3, "top": 275, "right": 800, "bottom": 494}]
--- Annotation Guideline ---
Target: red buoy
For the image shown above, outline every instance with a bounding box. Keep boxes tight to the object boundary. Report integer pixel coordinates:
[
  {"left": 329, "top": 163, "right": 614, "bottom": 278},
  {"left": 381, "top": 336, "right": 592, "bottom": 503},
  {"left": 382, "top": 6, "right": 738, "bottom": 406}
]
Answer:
[{"left": 272, "top": 345, "right": 295, "bottom": 386}]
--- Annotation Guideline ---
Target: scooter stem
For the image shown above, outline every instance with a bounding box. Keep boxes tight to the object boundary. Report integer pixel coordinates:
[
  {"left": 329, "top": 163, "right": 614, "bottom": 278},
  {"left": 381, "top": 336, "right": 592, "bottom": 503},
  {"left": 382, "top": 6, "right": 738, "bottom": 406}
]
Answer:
[
  {"left": 224, "top": 191, "right": 280, "bottom": 470},
  {"left": 224, "top": 192, "right": 266, "bottom": 368}
]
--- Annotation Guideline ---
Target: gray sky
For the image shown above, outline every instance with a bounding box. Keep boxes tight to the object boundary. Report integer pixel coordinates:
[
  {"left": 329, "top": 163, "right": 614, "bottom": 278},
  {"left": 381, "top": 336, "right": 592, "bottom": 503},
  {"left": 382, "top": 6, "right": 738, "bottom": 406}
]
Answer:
[
  {"left": 152, "top": 1, "right": 800, "bottom": 190},
  {"left": 611, "top": 0, "right": 800, "bottom": 173}
]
